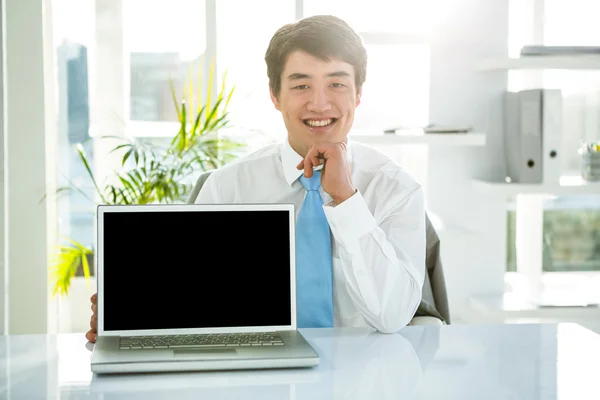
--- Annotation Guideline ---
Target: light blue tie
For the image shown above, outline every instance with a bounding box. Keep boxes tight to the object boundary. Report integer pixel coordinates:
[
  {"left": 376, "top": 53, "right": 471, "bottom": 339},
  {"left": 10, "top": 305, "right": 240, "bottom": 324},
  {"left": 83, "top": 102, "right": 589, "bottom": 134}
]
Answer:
[{"left": 296, "top": 170, "right": 334, "bottom": 328}]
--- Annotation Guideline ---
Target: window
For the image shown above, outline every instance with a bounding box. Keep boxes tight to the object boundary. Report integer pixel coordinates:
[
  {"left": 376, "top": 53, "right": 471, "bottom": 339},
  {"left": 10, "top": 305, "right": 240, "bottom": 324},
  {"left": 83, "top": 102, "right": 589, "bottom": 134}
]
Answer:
[
  {"left": 48, "top": 0, "right": 433, "bottom": 322},
  {"left": 51, "top": 0, "right": 210, "bottom": 278},
  {"left": 124, "top": 0, "right": 206, "bottom": 124},
  {"left": 110, "top": 0, "right": 433, "bottom": 144},
  {"left": 303, "top": 0, "right": 431, "bottom": 36},
  {"left": 52, "top": 0, "right": 96, "bottom": 256},
  {"left": 543, "top": 0, "right": 600, "bottom": 46},
  {"left": 215, "top": 0, "right": 295, "bottom": 145},
  {"left": 213, "top": 0, "right": 431, "bottom": 143},
  {"left": 304, "top": 0, "right": 431, "bottom": 133},
  {"left": 353, "top": 44, "right": 429, "bottom": 132}
]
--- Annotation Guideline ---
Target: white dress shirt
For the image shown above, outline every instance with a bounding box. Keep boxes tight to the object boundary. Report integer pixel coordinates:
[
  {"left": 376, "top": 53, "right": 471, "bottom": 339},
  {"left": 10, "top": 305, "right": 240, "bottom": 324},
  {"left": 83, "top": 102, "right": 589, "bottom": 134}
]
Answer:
[{"left": 194, "top": 139, "right": 426, "bottom": 333}]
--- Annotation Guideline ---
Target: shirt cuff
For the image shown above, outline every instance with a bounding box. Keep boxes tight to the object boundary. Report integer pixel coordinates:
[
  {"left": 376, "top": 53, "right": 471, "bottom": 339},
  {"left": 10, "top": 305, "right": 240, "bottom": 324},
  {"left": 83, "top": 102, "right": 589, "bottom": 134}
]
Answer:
[{"left": 323, "top": 190, "right": 377, "bottom": 246}]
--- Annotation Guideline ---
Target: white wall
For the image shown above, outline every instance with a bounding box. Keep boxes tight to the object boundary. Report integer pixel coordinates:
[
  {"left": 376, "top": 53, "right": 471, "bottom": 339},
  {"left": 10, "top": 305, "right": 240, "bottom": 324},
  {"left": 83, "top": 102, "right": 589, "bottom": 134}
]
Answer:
[{"left": 426, "top": 0, "right": 510, "bottom": 321}]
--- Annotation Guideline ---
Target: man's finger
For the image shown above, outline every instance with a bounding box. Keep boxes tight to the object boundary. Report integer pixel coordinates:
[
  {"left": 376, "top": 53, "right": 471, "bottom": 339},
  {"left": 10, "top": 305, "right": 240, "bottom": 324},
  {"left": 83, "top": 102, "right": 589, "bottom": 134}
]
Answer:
[
  {"left": 303, "top": 157, "right": 315, "bottom": 178},
  {"left": 85, "top": 329, "right": 97, "bottom": 343},
  {"left": 91, "top": 293, "right": 97, "bottom": 304},
  {"left": 92, "top": 303, "right": 97, "bottom": 315},
  {"left": 306, "top": 153, "right": 323, "bottom": 178},
  {"left": 303, "top": 146, "right": 322, "bottom": 177}
]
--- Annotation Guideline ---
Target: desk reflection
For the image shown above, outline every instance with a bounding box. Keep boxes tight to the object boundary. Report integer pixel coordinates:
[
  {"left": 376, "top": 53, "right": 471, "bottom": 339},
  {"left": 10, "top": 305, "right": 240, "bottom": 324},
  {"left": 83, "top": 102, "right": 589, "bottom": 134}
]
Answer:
[
  {"left": 87, "top": 328, "right": 438, "bottom": 400},
  {"left": 4, "top": 324, "right": 600, "bottom": 399}
]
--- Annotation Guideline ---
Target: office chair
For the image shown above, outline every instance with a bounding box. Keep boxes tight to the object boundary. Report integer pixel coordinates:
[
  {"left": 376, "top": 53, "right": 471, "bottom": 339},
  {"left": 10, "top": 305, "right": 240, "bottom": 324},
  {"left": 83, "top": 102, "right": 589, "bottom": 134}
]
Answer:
[{"left": 187, "top": 170, "right": 451, "bottom": 326}]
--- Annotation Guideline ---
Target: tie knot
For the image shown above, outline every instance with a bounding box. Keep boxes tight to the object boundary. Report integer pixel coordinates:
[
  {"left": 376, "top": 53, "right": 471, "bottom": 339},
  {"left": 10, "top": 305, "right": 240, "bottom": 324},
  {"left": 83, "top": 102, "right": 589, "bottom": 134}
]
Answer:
[{"left": 299, "top": 170, "right": 321, "bottom": 191}]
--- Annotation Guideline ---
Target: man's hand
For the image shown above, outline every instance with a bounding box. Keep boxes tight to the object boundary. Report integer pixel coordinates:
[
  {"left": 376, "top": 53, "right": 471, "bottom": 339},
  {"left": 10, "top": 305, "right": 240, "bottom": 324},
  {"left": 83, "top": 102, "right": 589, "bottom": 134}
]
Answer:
[
  {"left": 86, "top": 293, "right": 98, "bottom": 343},
  {"left": 297, "top": 142, "right": 356, "bottom": 205}
]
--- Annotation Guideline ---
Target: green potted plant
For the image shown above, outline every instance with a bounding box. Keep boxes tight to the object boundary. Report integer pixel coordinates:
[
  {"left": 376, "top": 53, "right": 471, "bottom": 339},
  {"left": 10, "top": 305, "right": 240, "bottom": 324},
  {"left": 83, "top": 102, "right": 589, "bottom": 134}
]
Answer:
[{"left": 47, "top": 60, "right": 244, "bottom": 296}]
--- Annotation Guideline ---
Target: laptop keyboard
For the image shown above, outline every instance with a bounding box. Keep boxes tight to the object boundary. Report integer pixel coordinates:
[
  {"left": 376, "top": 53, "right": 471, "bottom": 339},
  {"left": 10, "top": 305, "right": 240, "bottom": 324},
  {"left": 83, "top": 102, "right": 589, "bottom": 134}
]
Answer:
[{"left": 119, "top": 332, "right": 284, "bottom": 350}]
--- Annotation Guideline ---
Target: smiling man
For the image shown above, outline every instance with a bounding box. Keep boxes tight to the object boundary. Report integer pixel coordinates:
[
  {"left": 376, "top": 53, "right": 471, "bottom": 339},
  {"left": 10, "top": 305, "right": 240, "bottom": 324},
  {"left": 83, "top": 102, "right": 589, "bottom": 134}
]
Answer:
[
  {"left": 85, "top": 15, "right": 426, "bottom": 343},
  {"left": 193, "top": 15, "right": 426, "bottom": 334}
]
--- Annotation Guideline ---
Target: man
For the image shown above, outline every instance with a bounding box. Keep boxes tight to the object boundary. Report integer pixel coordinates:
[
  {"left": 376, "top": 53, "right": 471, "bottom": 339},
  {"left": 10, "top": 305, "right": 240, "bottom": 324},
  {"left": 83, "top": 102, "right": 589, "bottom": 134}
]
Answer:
[{"left": 86, "top": 15, "right": 425, "bottom": 343}]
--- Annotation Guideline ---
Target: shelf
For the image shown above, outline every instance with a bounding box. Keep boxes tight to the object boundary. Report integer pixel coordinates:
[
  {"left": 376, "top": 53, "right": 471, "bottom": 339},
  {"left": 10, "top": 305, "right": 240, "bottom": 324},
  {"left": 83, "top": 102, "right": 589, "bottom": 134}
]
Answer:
[
  {"left": 122, "top": 123, "right": 486, "bottom": 146},
  {"left": 350, "top": 133, "right": 486, "bottom": 146},
  {"left": 472, "top": 176, "right": 600, "bottom": 196},
  {"left": 476, "top": 55, "right": 600, "bottom": 71}
]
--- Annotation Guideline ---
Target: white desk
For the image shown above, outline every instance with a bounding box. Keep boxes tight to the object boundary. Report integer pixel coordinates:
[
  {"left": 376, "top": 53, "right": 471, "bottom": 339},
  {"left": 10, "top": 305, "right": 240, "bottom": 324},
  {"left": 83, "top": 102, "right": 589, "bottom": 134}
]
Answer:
[{"left": 1, "top": 324, "right": 599, "bottom": 399}]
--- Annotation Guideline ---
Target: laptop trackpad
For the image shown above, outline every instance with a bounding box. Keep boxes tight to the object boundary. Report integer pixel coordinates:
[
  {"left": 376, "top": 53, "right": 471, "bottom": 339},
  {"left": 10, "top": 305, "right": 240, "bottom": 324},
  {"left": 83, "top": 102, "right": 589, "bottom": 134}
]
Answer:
[{"left": 174, "top": 349, "right": 238, "bottom": 358}]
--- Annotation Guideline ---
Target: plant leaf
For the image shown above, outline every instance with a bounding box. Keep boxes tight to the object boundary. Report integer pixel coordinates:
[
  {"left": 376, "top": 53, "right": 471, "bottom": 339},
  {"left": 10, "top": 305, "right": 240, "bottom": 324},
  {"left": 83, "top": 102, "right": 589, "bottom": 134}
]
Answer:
[
  {"left": 197, "top": 55, "right": 204, "bottom": 115},
  {"left": 76, "top": 143, "right": 108, "bottom": 204},
  {"left": 190, "top": 105, "right": 206, "bottom": 142},
  {"left": 39, "top": 186, "right": 71, "bottom": 204},
  {"left": 49, "top": 237, "right": 92, "bottom": 296},
  {"left": 122, "top": 148, "right": 133, "bottom": 167},
  {"left": 187, "top": 60, "right": 195, "bottom": 126},
  {"left": 202, "top": 97, "right": 224, "bottom": 133},
  {"left": 169, "top": 77, "right": 182, "bottom": 121},
  {"left": 208, "top": 114, "right": 228, "bottom": 132},
  {"left": 206, "top": 57, "right": 215, "bottom": 121},
  {"left": 109, "top": 143, "right": 133, "bottom": 154},
  {"left": 224, "top": 85, "right": 236, "bottom": 110},
  {"left": 49, "top": 61, "right": 245, "bottom": 296}
]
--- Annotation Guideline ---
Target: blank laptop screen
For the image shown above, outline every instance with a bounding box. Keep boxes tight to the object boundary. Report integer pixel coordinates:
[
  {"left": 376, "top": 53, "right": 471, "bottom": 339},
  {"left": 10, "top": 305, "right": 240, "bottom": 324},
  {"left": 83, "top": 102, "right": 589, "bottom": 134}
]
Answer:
[{"left": 101, "top": 209, "right": 292, "bottom": 331}]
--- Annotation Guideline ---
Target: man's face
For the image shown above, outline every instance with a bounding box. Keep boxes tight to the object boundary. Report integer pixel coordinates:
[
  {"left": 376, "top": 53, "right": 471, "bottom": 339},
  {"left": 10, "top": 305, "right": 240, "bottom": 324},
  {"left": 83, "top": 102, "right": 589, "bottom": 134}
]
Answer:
[{"left": 270, "top": 50, "right": 361, "bottom": 157}]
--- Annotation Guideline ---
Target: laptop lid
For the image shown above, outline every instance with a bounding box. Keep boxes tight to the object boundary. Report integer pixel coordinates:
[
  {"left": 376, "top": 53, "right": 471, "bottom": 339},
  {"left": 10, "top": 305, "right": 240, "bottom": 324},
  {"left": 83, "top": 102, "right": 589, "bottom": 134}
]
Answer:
[{"left": 96, "top": 203, "right": 297, "bottom": 337}]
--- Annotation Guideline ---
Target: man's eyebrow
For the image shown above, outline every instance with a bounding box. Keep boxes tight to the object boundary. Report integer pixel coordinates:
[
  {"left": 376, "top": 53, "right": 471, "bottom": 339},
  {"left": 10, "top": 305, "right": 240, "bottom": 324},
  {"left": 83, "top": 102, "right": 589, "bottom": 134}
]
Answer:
[
  {"left": 327, "top": 71, "right": 351, "bottom": 78},
  {"left": 286, "top": 71, "right": 351, "bottom": 80},
  {"left": 287, "top": 73, "right": 311, "bottom": 80}
]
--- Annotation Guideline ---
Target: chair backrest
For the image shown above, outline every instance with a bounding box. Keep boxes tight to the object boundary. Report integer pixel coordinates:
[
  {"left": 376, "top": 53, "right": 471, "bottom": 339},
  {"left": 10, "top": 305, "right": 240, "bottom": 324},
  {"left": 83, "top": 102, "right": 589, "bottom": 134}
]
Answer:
[
  {"left": 187, "top": 170, "right": 451, "bottom": 324},
  {"left": 419, "top": 213, "right": 450, "bottom": 323},
  {"left": 186, "top": 170, "right": 213, "bottom": 205}
]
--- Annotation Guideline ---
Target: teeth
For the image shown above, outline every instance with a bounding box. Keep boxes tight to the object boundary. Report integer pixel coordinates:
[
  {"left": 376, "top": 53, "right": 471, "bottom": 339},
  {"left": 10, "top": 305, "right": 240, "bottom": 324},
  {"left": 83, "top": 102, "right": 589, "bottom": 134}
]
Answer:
[{"left": 305, "top": 119, "right": 334, "bottom": 127}]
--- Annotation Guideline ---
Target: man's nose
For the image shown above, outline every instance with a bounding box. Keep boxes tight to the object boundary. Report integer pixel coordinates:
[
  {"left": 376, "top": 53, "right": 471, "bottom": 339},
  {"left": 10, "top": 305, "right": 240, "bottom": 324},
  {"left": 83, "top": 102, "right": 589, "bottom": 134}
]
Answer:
[{"left": 307, "top": 88, "right": 332, "bottom": 113}]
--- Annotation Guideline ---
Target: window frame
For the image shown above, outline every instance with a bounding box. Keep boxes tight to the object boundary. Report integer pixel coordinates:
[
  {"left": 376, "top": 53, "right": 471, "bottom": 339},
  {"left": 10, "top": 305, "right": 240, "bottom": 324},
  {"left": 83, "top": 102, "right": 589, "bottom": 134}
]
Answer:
[
  {"left": 68, "top": 0, "right": 435, "bottom": 272},
  {"left": 122, "top": 0, "right": 431, "bottom": 139}
]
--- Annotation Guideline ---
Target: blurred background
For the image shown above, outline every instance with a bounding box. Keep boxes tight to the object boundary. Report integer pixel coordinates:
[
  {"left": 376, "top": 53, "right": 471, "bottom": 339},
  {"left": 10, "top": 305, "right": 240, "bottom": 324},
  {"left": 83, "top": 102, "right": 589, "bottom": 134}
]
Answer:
[{"left": 2, "top": 0, "right": 600, "bottom": 341}]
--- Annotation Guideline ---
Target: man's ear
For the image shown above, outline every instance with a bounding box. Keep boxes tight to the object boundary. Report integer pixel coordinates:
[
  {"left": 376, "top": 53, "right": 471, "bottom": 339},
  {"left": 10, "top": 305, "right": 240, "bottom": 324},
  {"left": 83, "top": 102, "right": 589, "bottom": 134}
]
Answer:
[
  {"left": 270, "top": 88, "right": 281, "bottom": 111},
  {"left": 356, "top": 87, "right": 362, "bottom": 107}
]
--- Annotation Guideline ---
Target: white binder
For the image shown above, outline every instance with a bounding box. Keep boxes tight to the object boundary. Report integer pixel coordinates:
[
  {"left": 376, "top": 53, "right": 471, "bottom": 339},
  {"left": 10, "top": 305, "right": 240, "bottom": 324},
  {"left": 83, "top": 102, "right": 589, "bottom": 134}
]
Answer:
[
  {"left": 541, "top": 89, "right": 562, "bottom": 184},
  {"left": 503, "top": 89, "right": 562, "bottom": 183}
]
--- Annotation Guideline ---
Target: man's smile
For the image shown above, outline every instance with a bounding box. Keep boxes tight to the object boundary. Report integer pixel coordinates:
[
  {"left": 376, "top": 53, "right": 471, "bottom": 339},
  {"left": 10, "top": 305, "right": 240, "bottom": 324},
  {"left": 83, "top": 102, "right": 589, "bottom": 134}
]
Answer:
[{"left": 302, "top": 118, "right": 338, "bottom": 130}]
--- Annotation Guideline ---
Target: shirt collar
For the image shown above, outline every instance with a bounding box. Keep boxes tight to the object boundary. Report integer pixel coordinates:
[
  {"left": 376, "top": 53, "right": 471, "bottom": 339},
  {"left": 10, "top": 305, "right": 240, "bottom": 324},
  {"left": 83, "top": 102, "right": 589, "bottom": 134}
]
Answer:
[{"left": 280, "top": 137, "right": 353, "bottom": 187}]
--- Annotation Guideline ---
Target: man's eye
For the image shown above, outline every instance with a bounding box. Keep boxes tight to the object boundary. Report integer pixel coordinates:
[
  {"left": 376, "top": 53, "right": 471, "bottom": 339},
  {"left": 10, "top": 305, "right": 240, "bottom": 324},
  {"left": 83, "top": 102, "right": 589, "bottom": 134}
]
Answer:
[
  {"left": 294, "top": 85, "right": 309, "bottom": 90},
  {"left": 331, "top": 83, "right": 345, "bottom": 88}
]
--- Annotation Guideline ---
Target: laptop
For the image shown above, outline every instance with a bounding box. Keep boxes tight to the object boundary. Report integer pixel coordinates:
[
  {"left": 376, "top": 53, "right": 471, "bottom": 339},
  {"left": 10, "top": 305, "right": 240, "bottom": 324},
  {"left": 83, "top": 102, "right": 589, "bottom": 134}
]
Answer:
[{"left": 90, "top": 203, "right": 320, "bottom": 374}]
